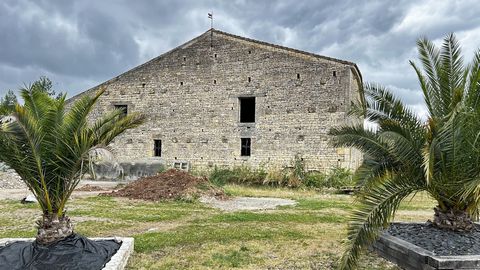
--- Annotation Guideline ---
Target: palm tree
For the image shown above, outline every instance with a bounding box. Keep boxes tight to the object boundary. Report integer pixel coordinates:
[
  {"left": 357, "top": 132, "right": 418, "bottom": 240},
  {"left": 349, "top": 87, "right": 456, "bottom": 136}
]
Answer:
[
  {"left": 0, "top": 87, "right": 145, "bottom": 245},
  {"left": 330, "top": 33, "right": 480, "bottom": 269}
]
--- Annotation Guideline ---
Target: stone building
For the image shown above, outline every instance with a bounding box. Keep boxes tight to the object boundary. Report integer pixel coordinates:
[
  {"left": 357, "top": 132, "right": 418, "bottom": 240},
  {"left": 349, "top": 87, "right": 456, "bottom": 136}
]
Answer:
[{"left": 68, "top": 29, "right": 363, "bottom": 172}]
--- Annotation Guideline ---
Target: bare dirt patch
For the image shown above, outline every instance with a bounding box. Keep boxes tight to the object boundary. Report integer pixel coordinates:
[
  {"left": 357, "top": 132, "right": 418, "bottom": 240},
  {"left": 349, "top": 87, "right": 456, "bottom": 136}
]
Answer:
[
  {"left": 200, "top": 196, "right": 296, "bottom": 211},
  {"left": 105, "top": 169, "right": 225, "bottom": 201}
]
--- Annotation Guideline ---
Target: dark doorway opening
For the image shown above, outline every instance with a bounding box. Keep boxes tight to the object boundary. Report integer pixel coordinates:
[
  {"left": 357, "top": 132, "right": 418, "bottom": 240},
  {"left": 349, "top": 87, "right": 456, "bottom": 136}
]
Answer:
[
  {"left": 154, "top": 140, "right": 162, "bottom": 157},
  {"left": 239, "top": 97, "right": 255, "bottom": 123}
]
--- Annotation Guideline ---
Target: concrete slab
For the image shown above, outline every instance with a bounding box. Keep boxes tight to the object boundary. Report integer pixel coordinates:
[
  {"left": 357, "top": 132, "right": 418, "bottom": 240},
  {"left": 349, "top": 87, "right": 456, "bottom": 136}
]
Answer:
[{"left": 200, "top": 196, "right": 297, "bottom": 211}]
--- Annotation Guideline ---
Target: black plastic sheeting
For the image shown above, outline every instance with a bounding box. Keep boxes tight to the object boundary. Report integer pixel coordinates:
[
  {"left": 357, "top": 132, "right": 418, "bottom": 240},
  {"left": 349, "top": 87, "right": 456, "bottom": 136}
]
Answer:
[{"left": 0, "top": 234, "right": 121, "bottom": 270}]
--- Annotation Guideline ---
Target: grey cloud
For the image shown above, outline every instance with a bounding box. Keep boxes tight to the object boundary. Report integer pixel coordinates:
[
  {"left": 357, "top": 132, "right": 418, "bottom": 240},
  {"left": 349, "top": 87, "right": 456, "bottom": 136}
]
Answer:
[{"left": 0, "top": 0, "right": 479, "bottom": 115}]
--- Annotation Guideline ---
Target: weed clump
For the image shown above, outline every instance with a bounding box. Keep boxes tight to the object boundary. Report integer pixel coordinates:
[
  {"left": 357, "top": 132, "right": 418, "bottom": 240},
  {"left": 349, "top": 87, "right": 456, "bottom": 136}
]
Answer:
[{"left": 209, "top": 156, "right": 354, "bottom": 189}]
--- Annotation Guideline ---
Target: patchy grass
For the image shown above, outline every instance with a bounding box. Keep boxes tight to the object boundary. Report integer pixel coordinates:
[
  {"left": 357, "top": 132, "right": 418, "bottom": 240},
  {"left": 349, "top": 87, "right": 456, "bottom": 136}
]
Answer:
[
  {"left": 205, "top": 211, "right": 347, "bottom": 224},
  {"left": 0, "top": 186, "right": 436, "bottom": 269}
]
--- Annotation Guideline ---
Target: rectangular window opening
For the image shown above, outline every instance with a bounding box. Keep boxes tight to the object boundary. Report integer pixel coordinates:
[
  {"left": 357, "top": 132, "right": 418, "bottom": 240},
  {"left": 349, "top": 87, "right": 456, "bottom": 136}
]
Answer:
[
  {"left": 154, "top": 139, "right": 162, "bottom": 157},
  {"left": 241, "top": 138, "right": 251, "bottom": 156},
  {"left": 297, "top": 73, "right": 300, "bottom": 79},
  {"left": 248, "top": 77, "right": 251, "bottom": 82},
  {"left": 114, "top": 104, "right": 128, "bottom": 117},
  {"left": 239, "top": 97, "right": 255, "bottom": 123}
]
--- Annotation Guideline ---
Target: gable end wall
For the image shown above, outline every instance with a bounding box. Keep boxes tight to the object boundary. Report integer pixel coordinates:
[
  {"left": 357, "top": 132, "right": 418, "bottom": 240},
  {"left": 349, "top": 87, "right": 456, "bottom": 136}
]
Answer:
[{"left": 69, "top": 31, "right": 363, "bottom": 171}]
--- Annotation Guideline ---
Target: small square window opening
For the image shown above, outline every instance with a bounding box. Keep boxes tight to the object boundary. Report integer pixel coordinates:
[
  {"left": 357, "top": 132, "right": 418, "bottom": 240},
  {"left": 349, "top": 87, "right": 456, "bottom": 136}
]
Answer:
[
  {"left": 241, "top": 138, "right": 251, "bottom": 156},
  {"left": 114, "top": 105, "right": 128, "bottom": 117}
]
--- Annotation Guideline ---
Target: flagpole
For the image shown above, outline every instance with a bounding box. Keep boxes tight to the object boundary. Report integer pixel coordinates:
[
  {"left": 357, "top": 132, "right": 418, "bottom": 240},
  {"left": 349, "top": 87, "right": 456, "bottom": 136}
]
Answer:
[
  {"left": 208, "top": 11, "right": 213, "bottom": 48},
  {"left": 208, "top": 11, "right": 213, "bottom": 29}
]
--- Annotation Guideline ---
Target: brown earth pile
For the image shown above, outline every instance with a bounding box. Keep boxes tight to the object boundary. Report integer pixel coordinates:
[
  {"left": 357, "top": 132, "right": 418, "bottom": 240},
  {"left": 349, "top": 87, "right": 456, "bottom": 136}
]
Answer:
[
  {"left": 75, "top": 184, "right": 105, "bottom": 192},
  {"left": 106, "top": 169, "right": 225, "bottom": 201}
]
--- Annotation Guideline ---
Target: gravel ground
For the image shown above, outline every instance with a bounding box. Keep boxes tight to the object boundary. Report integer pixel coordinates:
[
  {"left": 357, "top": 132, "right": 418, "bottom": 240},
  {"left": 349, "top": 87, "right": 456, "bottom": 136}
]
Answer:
[
  {"left": 387, "top": 223, "right": 480, "bottom": 256},
  {"left": 0, "top": 170, "right": 26, "bottom": 189},
  {"left": 200, "top": 196, "right": 296, "bottom": 211}
]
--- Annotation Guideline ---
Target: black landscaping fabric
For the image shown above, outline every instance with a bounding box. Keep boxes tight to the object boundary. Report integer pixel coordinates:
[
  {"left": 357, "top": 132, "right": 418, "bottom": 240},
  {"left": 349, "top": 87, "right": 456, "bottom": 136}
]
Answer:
[{"left": 0, "top": 234, "right": 121, "bottom": 270}]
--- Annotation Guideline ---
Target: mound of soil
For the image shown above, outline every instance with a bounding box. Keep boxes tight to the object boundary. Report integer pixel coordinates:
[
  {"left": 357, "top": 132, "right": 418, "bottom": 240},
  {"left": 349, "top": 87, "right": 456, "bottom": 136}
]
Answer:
[
  {"left": 106, "top": 169, "right": 225, "bottom": 201},
  {"left": 75, "top": 184, "right": 105, "bottom": 192}
]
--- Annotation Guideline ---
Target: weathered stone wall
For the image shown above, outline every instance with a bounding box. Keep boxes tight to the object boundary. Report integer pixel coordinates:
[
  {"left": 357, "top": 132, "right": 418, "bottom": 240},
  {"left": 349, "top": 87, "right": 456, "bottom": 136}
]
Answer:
[{"left": 68, "top": 30, "right": 363, "bottom": 172}]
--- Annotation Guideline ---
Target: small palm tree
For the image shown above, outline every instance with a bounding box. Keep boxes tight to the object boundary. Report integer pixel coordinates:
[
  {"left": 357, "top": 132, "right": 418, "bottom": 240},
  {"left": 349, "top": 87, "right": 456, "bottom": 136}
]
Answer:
[
  {"left": 331, "top": 33, "right": 480, "bottom": 269},
  {"left": 0, "top": 87, "right": 145, "bottom": 244}
]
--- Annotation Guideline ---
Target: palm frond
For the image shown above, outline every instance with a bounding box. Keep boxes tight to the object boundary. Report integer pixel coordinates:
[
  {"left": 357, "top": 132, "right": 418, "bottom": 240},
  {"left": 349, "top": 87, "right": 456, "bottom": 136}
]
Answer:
[
  {"left": 439, "top": 33, "right": 464, "bottom": 110},
  {"left": 0, "top": 85, "right": 145, "bottom": 218},
  {"left": 333, "top": 33, "right": 480, "bottom": 268},
  {"left": 340, "top": 176, "right": 424, "bottom": 270},
  {"left": 329, "top": 124, "right": 391, "bottom": 160}
]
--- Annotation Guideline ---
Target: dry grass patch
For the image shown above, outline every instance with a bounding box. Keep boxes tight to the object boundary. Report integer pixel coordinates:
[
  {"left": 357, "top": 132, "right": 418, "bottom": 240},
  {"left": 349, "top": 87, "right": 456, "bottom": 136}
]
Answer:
[{"left": 0, "top": 186, "right": 436, "bottom": 269}]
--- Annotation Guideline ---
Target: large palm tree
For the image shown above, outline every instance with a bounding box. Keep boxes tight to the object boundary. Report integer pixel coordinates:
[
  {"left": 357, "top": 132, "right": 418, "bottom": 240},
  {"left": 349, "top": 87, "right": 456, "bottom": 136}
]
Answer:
[
  {"left": 330, "top": 33, "right": 480, "bottom": 269},
  {"left": 0, "top": 87, "right": 145, "bottom": 245}
]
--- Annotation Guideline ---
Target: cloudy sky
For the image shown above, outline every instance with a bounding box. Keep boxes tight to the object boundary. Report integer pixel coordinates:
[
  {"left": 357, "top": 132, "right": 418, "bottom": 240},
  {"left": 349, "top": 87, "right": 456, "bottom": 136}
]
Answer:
[{"left": 1, "top": 0, "right": 479, "bottom": 118}]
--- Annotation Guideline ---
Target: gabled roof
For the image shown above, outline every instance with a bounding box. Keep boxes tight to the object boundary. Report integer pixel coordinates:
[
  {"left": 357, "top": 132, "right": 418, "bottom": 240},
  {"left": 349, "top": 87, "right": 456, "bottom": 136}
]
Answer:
[
  {"left": 212, "top": 28, "right": 362, "bottom": 84},
  {"left": 213, "top": 29, "right": 356, "bottom": 66},
  {"left": 69, "top": 28, "right": 362, "bottom": 101}
]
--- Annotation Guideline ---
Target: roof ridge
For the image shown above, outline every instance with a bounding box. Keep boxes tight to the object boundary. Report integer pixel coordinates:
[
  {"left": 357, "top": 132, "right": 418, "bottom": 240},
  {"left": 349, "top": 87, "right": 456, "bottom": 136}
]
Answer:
[{"left": 211, "top": 28, "right": 356, "bottom": 66}]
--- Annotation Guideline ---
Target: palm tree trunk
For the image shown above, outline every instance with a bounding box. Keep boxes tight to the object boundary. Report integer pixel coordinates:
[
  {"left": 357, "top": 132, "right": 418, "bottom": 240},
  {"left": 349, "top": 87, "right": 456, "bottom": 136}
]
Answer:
[
  {"left": 432, "top": 206, "right": 474, "bottom": 232},
  {"left": 36, "top": 213, "right": 74, "bottom": 245}
]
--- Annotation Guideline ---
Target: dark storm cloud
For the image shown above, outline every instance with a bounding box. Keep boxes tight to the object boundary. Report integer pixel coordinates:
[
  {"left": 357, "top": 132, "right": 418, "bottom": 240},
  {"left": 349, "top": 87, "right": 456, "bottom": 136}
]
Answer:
[{"left": 0, "top": 0, "right": 479, "bottom": 117}]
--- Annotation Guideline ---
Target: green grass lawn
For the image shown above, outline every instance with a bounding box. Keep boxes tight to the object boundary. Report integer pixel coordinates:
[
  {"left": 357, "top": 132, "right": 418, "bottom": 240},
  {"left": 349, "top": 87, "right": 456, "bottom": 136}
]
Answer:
[{"left": 0, "top": 185, "right": 436, "bottom": 269}]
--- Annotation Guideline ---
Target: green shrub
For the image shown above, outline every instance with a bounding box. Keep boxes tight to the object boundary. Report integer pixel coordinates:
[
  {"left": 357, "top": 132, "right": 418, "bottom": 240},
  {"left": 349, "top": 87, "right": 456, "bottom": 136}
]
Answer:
[
  {"left": 208, "top": 160, "right": 353, "bottom": 189},
  {"left": 209, "top": 166, "right": 267, "bottom": 186},
  {"left": 321, "top": 167, "right": 353, "bottom": 188},
  {"left": 303, "top": 172, "right": 326, "bottom": 188},
  {"left": 209, "top": 167, "right": 235, "bottom": 186},
  {"left": 263, "top": 169, "right": 286, "bottom": 186},
  {"left": 303, "top": 167, "right": 353, "bottom": 189}
]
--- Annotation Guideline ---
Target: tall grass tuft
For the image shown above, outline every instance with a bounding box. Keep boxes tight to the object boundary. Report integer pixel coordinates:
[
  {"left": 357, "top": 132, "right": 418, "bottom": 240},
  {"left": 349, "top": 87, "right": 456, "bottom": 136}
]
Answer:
[{"left": 208, "top": 156, "right": 353, "bottom": 189}]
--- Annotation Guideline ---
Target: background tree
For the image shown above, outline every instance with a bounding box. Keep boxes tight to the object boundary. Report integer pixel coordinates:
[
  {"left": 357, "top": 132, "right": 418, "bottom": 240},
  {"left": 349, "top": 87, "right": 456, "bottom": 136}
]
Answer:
[
  {"left": 0, "top": 90, "right": 17, "bottom": 116},
  {"left": 331, "top": 33, "right": 480, "bottom": 269},
  {"left": 0, "top": 86, "right": 145, "bottom": 244},
  {"left": 29, "top": 76, "right": 63, "bottom": 99},
  {"left": 0, "top": 76, "right": 61, "bottom": 117}
]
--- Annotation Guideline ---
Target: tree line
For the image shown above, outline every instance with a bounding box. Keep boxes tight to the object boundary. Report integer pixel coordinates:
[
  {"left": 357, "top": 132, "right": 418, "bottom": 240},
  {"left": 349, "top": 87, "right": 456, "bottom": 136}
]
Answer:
[{"left": 0, "top": 76, "right": 62, "bottom": 117}]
